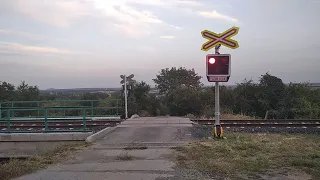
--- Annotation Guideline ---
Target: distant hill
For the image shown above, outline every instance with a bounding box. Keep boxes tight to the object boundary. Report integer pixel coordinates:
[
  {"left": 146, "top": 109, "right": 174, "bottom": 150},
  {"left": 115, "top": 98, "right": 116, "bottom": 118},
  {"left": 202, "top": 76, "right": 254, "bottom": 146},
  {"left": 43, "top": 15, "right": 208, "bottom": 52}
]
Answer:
[
  {"left": 40, "top": 88, "right": 119, "bottom": 94},
  {"left": 41, "top": 83, "right": 319, "bottom": 95}
]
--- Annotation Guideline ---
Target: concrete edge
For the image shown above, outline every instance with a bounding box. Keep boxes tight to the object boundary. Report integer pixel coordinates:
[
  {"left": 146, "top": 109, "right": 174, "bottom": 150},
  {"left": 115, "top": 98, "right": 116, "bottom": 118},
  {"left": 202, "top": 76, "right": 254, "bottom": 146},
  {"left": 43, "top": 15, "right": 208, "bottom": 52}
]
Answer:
[
  {"left": 85, "top": 126, "right": 118, "bottom": 143},
  {"left": 0, "top": 132, "right": 93, "bottom": 142}
]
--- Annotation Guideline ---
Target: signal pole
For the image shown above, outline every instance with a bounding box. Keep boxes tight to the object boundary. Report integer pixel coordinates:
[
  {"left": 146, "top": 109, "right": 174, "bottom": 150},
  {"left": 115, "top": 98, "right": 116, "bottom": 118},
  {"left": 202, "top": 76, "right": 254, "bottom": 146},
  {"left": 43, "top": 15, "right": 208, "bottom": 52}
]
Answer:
[
  {"left": 214, "top": 44, "right": 222, "bottom": 138},
  {"left": 201, "top": 26, "right": 240, "bottom": 138},
  {"left": 120, "top": 74, "right": 135, "bottom": 119},
  {"left": 124, "top": 75, "right": 128, "bottom": 119}
]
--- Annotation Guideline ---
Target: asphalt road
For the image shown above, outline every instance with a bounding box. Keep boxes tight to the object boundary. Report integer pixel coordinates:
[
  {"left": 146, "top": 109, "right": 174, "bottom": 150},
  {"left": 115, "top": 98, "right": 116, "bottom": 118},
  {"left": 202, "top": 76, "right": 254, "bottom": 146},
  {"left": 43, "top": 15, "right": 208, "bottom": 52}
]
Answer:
[{"left": 14, "top": 117, "right": 196, "bottom": 180}]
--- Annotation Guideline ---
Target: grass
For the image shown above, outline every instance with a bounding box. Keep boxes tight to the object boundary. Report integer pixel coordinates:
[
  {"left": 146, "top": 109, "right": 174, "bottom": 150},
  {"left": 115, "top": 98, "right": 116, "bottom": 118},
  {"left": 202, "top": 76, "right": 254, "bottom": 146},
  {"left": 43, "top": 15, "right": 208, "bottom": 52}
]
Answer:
[
  {"left": 0, "top": 142, "right": 90, "bottom": 180},
  {"left": 116, "top": 152, "right": 134, "bottom": 161},
  {"left": 123, "top": 145, "right": 148, "bottom": 150},
  {"left": 220, "top": 113, "right": 260, "bottom": 120},
  {"left": 174, "top": 132, "right": 320, "bottom": 179},
  {"left": 187, "top": 113, "right": 260, "bottom": 120}
]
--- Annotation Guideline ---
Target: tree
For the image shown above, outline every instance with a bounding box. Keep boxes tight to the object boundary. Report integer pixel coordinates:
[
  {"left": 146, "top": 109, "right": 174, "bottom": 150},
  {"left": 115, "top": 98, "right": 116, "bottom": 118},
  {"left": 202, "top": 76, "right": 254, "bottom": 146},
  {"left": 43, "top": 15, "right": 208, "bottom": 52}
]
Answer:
[
  {"left": 278, "top": 83, "right": 316, "bottom": 119},
  {"left": 153, "top": 67, "right": 202, "bottom": 94},
  {"left": 165, "top": 86, "right": 202, "bottom": 116},
  {"left": 258, "top": 72, "right": 285, "bottom": 111},
  {"left": 16, "top": 81, "right": 40, "bottom": 101},
  {"left": 0, "top": 81, "right": 15, "bottom": 102},
  {"left": 233, "top": 79, "right": 260, "bottom": 116},
  {"left": 13, "top": 81, "right": 40, "bottom": 117},
  {"left": 219, "top": 85, "right": 235, "bottom": 113},
  {"left": 132, "top": 81, "right": 151, "bottom": 112}
]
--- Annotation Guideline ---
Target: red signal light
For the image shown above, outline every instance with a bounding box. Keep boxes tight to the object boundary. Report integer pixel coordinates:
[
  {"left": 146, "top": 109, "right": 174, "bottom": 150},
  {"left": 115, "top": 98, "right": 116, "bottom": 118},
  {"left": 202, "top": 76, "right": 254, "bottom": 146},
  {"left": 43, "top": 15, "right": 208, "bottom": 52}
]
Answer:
[
  {"left": 208, "top": 58, "right": 216, "bottom": 64},
  {"left": 206, "top": 54, "right": 231, "bottom": 76}
]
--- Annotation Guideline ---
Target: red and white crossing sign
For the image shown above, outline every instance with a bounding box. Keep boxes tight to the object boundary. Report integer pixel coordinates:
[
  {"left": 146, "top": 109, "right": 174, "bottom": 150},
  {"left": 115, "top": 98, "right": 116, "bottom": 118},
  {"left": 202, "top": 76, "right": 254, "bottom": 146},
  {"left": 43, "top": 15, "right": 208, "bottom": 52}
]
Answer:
[{"left": 201, "top": 26, "right": 239, "bottom": 51}]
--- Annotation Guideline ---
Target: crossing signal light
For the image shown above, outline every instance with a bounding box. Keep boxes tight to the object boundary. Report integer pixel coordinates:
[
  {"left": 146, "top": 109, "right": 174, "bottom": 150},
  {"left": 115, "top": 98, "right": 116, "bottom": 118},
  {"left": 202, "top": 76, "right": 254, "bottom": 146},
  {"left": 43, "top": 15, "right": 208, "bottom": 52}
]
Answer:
[
  {"left": 206, "top": 54, "right": 231, "bottom": 76},
  {"left": 208, "top": 57, "right": 216, "bottom": 64}
]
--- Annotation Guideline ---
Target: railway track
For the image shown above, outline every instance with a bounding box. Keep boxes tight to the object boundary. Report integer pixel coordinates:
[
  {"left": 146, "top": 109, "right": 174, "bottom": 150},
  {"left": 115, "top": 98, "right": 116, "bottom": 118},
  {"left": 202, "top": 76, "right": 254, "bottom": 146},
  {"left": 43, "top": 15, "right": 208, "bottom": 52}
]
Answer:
[
  {"left": 191, "top": 119, "right": 320, "bottom": 128},
  {"left": 0, "top": 119, "right": 123, "bottom": 131},
  {"left": 1, "top": 119, "right": 320, "bottom": 132}
]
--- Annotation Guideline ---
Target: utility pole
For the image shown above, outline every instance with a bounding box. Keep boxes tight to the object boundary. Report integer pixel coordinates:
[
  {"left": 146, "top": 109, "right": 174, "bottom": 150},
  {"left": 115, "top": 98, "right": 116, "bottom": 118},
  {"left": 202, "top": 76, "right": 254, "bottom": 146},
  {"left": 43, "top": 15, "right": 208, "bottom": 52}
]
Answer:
[{"left": 120, "top": 74, "right": 135, "bottom": 119}]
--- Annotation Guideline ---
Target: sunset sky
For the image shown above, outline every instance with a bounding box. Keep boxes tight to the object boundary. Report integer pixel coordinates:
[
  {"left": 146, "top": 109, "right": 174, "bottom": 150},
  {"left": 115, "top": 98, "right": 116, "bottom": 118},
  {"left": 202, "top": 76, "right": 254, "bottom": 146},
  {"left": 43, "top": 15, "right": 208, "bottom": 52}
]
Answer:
[{"left": 0, "top": 0, "right": 319, "bottom": 89}]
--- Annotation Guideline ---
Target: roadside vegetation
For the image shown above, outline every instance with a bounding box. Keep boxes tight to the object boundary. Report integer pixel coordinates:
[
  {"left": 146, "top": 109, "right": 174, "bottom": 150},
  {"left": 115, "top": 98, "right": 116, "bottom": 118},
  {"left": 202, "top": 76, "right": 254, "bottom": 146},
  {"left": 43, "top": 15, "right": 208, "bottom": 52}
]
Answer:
[
  {"left": 1, "top": 67, "right": 319, "bottom": 120},
  {"left": 116, "top": 152, "right": 134, "bottom": 161},
  {"left": 0, "top": 142, "right": 90, "bottom": 180},
  {"left": 174, "top": 133, "right": 320, "bottom": 179}
]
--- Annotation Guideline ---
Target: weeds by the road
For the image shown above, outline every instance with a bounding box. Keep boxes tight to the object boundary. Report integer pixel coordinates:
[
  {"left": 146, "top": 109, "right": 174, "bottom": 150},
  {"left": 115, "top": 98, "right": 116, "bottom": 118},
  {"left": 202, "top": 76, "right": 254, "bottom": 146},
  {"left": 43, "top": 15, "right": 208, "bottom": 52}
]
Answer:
[
  {"left": 0, "top": 142, "right": 90, "bottom": 180},
  {"left": 117, "top": 152, "right": 134, "bottom": 161},
  {"left": 187, "top": 113, "right": 260, "bottom": 120},
  {"left": 174, "top": 133, "right": 320, "bottom": 179},
  {"left": 124, "top": 145, "right": 148, "bottom": 150}
]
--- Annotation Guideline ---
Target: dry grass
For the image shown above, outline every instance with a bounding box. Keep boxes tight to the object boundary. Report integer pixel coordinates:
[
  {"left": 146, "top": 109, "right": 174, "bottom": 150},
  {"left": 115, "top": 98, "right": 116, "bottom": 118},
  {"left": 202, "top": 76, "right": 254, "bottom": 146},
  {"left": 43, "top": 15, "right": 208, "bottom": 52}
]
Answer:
[
  {"left": 116, "top": 152, "right": 134, "bottom": 161},
  {"left": 123, "top": 145, "right": 148, "bottom": 150},
  {"left": 188, "top": 113, "right": 259, "bottom": 120},
  {"left": 221, "top": 113, "right": 259, "bottom": 120},
  {"left": 174, "top": 133, "right": 320, "bottom": 179},
  {"left": 0, "top": 142, "right": 90, "bottom": 180}
]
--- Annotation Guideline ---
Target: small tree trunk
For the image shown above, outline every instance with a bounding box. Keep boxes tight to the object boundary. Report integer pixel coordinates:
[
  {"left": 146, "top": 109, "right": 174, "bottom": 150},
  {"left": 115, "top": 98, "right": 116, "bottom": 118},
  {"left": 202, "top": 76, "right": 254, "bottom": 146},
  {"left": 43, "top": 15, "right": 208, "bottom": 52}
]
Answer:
[{"left": 264, "top": 110, "right": 269, "bottom": 120}]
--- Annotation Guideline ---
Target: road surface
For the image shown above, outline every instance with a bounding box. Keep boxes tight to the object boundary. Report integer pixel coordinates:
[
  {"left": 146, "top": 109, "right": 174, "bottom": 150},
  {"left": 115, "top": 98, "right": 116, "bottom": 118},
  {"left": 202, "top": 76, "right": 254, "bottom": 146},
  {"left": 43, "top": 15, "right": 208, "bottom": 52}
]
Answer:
[{"left": 14, "top": 117, "right": 196, "bottom": 180}]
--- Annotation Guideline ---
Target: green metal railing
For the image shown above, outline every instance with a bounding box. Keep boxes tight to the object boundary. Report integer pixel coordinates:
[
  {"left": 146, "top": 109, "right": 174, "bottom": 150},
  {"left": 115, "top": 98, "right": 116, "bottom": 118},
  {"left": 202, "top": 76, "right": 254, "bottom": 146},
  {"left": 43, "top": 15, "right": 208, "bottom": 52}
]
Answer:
[
  {"left": 1, "top": 107, "right": 91, "bottom": 133},
  {"left": 0, "top": 99, "right": 122, "bottom": 120},
  {"left": 0, "top": 99, "right": 123, "bottom": 133}
]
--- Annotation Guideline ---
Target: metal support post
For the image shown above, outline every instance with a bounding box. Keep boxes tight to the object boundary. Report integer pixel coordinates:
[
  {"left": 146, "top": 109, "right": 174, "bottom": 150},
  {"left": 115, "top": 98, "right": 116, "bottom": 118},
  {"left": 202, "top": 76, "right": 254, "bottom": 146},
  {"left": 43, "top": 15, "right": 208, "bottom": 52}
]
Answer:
[
  {"left": 0, "top": 103, "right": 2, "bottom": 120},
  {"left": 83, "top": 108, "right": 87, "bottom": 131},
  {"left": 91, "top": 101, "right": 94, "bottom": 117},
  {"left": 214, "top": 44, "right": 223, "bottom": 138},
  {"left": 124, "top": 75, "right": 128, "bottom": 119},
  {"left": 7, "top": 109, "right": 11, "bottom": 132},
  {"left": 44, "top": 108, "right": 48, "bottom": 132}
]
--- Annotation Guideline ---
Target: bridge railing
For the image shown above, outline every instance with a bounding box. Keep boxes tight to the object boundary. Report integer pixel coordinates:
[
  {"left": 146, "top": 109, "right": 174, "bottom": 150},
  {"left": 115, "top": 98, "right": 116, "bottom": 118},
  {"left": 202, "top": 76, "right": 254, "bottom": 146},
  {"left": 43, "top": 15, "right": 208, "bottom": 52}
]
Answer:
[
  {"left": 0, "top": 99, "right": 122, "bottom": 120},
  {"left": 0, "top": 107, "right": 95, "bottom": 133}
]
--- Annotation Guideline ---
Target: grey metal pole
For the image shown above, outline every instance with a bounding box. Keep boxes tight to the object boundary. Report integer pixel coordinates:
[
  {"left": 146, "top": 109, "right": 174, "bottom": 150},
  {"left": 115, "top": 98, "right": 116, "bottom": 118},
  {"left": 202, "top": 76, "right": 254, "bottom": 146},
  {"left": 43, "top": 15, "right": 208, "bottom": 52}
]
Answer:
[
  {"left": 124, "top": 75, "right": 128, "bottom": 119},
  {"left": 215, "top": 82, "right": 220, "bottom": 126},
  {"left": 214, "top": 44, "right": 222, "bottom": 137}
]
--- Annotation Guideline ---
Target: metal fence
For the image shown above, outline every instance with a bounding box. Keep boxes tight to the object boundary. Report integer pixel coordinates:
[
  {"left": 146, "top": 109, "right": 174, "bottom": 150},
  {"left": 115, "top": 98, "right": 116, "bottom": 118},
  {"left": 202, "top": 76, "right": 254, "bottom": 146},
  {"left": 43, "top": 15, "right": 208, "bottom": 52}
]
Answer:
[
  {"left": 0, "top": 99, "right": 122, "bottom": 120},
  {"left": 0, "top": 99, "right": 122, "bottom": 133}
]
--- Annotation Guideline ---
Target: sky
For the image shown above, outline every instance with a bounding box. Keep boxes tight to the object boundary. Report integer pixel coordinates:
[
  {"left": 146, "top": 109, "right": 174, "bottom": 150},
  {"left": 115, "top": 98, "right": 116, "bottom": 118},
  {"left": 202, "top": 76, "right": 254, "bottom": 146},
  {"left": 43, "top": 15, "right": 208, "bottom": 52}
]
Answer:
[{"left": 0, "top": 0, "right": 319, "bottom": 89}]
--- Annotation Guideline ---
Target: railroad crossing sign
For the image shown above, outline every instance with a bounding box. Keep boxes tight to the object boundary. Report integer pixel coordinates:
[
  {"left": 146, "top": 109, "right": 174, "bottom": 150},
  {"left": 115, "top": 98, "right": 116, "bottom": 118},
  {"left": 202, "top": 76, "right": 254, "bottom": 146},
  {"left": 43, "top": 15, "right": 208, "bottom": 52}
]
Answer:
[
  {"left": 200, "top": 27, "right": 240, "bottom": 139},
  {"left": 201, "top": 26, "right": 239, "bottom": 51},
  {"left": 120, "top": 74, "right": 136, "bottom": 84},
  {"left": 120, "top": 74, "right": 135, "bottom": 119}
]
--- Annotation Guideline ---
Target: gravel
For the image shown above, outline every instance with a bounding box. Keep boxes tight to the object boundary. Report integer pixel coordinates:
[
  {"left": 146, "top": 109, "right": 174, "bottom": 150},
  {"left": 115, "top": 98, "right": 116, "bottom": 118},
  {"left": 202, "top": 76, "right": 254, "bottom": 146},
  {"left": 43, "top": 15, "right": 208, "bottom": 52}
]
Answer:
[{"left": 190, "top": 125, "right": 320, "bottom": 139}]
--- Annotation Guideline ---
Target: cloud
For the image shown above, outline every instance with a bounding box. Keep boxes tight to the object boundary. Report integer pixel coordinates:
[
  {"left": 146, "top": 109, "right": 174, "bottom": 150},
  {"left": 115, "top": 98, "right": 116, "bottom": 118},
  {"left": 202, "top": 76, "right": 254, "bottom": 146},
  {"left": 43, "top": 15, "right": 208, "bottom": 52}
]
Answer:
[
  {"left": 160, "top": 36, "right": 176, "bottom": 39},
  {"left": 137, "top": 46, "right": 157, "bottom": 53},
  {"left": 1, "top": 0, "right": 185, "bottom": 38},
  {"left": 0, "top": 29, "right": 69, "bottom": 42},
  {"left": 1, "top": 0, "right": 92, "bottom": 27},
  {"left": 1, "top": 0, "right": 234, "bottom": 38},
  {"left": 128, "top": 0, "right": 203, "bottom": 7},
  {"left": 311, "top": 0, "right": 320, "bottom": 4},
  {"left": 198, "top": 10, "right": 239, "bottom": 23},
  {"left": 91, "top": 1, "right": 181, "bottom": 38},
  {"left": 0, "top": 42, "right": 83, "bottom": 56}
]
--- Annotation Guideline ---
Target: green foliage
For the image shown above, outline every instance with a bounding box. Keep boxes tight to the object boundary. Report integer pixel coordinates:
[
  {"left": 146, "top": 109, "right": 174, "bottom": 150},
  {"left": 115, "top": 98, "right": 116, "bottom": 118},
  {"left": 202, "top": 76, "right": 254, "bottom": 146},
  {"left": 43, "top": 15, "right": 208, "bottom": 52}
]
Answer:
[
  {"left": 233, "top": 79, "right": 261, "bottom": 117},
  {"left": 15, "top": 81, "right": 40, "bottom": 101},
  {"left": 132, "top": 81, "right": 151, "bottom": 112},
  {"left": 0, "top": 81, "right": 15, "bottom": 101},
  {"left": 258, "top": 72, "right": 286, "bottom": 111},
  {"left": 1, "top": 68, "right": 319, "bottom": 119},
  {"left": 153, "top": 67, "right": 202, "bottom": 94},
  {"left": 166, "top": 87, "right": 202, "bottom": 116}
]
